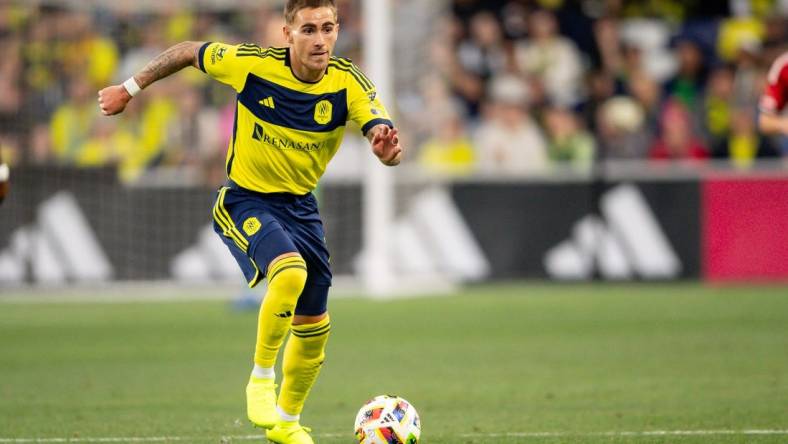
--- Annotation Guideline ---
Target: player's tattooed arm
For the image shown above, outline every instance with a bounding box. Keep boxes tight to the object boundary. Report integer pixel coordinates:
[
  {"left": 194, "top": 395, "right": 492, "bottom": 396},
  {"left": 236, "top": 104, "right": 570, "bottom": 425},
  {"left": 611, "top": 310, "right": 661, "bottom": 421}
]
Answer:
[
  {"left": 134, "top": 41, "right": 204, "bottom": 89},
  {"left": 98, "top": 41, "right": 204, "bottom": 116}
]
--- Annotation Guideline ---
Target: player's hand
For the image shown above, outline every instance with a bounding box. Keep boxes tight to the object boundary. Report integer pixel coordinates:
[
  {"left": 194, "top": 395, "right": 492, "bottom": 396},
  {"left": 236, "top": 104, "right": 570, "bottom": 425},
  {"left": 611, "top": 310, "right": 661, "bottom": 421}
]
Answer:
[
  {"left": 370, "top": 125, "right": 402, "bottom": 166},
  {"left": 97, "top": 85, "right": 132, "bottom": 116}
]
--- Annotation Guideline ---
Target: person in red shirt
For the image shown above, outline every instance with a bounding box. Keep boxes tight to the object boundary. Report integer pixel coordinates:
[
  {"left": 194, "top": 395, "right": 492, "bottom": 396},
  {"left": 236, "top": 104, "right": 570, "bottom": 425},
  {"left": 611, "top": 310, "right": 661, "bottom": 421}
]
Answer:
[
  {"left": 759, "top": 52, "right": 788, "bottom": 135},
  {"left": 649, "top": 99, "right": 710, "bottom": 160}
]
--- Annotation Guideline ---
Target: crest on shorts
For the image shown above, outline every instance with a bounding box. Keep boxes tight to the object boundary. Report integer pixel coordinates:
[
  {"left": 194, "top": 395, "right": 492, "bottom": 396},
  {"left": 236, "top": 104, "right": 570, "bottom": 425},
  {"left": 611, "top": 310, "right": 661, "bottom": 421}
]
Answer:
[
  {"left": 314, "top": 99, "right": 332, "bottom": 125},
  {"left": 243, "top": 217, "right": 261, "bottom": 236}
]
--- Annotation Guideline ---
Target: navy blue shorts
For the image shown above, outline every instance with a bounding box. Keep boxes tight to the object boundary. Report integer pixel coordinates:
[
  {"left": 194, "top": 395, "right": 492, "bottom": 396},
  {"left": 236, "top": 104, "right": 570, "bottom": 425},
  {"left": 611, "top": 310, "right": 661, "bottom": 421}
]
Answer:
[{"left": 212, "top": 181, "right": 332, "bottom": 316}]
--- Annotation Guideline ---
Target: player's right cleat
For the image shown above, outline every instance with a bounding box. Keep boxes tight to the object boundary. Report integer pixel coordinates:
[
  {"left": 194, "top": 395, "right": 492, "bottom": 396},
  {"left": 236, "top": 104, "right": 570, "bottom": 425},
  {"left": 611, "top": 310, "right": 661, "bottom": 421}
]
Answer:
[
  {"left": 265, "top": 421, "right": 314, "bottom": 444},
  {"left": 246, "top": 376, "right": 279, "bottom": 429}
]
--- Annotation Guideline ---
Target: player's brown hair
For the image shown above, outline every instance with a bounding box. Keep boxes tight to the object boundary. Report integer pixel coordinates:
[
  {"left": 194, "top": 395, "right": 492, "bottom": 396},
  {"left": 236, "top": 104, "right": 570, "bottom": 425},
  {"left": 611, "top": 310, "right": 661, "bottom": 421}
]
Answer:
[{"left": 284, "top": 0, "right": 337, "bottom": 24}]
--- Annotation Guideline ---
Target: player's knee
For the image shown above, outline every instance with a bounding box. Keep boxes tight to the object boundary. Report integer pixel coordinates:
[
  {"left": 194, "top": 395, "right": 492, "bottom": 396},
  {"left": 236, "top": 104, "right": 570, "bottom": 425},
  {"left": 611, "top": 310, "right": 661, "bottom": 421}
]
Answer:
[{"left": 268, "top": 257, "right": 308, "bottom": 296}]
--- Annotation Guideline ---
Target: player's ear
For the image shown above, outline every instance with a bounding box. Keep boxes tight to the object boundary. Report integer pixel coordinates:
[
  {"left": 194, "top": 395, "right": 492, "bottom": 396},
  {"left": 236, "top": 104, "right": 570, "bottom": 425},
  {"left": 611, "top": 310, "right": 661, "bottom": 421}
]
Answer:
[{"left": 283, "top": 25, "right": 293, "bottom": 44}]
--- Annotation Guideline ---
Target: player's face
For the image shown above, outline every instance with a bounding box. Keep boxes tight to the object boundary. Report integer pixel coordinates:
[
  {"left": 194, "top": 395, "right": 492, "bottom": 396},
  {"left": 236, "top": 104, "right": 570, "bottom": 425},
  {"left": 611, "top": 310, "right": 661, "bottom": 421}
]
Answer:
[{"left": 285, "top": 7, "right": 338, "bottom": 77}]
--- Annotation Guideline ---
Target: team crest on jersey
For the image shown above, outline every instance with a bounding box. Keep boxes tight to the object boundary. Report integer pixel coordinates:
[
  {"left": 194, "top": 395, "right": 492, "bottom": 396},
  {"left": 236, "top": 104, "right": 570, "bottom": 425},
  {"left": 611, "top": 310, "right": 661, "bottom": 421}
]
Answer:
[
  {"left": 242, "top": 217, "right": 261, "bottom": 236},
  {"left": 314, "top": 100, "right": 332, "bottom": 125},
  {"left": 211, "top": 45, "right": 228, "bottom": 64}
]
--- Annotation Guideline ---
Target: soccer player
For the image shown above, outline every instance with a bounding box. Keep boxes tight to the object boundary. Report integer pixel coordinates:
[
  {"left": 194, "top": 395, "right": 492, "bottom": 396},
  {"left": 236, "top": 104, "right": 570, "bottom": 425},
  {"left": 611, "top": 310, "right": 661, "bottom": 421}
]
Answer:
[
  {"left": 97, "top": 1, "right": 403, "bottom": 443},
  {"left": 759, "top": 52, "right": 788, "bottom": 135}
]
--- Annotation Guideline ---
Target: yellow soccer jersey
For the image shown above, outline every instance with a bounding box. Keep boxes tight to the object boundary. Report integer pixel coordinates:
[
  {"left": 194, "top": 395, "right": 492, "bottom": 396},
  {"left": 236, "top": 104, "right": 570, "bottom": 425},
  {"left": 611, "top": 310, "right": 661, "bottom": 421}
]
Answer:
[{"left": 198, "top": 42, "right": 393, "bottom": 194}]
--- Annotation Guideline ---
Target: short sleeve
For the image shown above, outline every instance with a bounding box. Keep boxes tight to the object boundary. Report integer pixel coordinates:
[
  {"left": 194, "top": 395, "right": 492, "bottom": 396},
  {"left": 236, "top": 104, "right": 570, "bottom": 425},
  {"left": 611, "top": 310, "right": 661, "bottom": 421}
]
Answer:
[
  {"left": 760, "top": 54, "right": 788, "bottom": 114},
  {"left": 199, "top": 42, "right": 258, "bottom": 92},
  {"left": 760, "top": 82, "right": 785, "bottom": 115},
  {"left": 344, "top": 63, "right": 394, "bottom": 135}
]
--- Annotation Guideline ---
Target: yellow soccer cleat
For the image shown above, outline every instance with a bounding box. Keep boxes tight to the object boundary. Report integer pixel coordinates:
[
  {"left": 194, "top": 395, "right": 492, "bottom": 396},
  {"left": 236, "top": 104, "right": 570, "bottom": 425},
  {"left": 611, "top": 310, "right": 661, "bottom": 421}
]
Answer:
[
  {"left": 266, "top": 421, "right": 314, "bottom": 444},
  {"left": 246, "top": 376, "right": 279, "bottom": 429}
]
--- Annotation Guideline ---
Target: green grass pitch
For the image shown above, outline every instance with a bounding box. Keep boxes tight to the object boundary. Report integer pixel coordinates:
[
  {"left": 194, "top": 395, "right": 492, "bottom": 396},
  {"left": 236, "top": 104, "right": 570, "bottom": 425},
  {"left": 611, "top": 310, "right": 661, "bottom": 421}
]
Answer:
[{"left": 1, "top": 283, "right": 787, "bottom": 443}]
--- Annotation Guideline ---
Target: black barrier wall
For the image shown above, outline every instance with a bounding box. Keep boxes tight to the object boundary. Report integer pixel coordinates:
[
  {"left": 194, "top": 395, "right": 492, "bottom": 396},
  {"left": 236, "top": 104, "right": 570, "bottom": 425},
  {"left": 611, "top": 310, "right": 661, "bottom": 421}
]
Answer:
[
  {"left": 452, "top": 181, "right": 701, "bottom": 279},
  {"left": 0, "top": 168, "right": 701, "bottom": 283}
]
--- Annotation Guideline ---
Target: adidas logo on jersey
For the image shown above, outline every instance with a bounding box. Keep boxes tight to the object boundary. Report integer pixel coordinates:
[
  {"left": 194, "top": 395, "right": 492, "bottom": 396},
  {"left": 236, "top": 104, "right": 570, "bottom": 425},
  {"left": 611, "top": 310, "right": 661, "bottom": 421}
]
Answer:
[{"left": 259, "top": 96, "right": 275, "bottom": 109}]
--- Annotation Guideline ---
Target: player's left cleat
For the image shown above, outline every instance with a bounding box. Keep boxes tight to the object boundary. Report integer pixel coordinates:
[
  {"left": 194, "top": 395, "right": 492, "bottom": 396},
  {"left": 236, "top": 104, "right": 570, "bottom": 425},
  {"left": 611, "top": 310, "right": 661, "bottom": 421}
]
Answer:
[
  {"left": 265, "top": 421, "right": 314, "bottom": 444},
  {"left": 246, "top": 376, "right": 279, "bottom": 429}
]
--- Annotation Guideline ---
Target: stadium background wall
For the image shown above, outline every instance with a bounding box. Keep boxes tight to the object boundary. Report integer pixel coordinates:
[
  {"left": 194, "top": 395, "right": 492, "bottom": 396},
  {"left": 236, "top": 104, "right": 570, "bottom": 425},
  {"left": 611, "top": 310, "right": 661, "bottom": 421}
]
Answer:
[{"left": 4, "top": 167, "right": 788, "bottom": 284}]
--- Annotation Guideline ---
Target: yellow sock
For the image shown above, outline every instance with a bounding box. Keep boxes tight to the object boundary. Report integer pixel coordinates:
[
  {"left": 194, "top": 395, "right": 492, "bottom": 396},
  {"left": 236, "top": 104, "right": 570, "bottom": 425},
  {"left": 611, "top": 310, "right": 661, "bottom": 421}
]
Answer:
[
  {"left": 253, "top": 256, "right": 308, "bottom": 368},
  {"left": 278, "top": 315, "right": 330, "bottom": 416}
]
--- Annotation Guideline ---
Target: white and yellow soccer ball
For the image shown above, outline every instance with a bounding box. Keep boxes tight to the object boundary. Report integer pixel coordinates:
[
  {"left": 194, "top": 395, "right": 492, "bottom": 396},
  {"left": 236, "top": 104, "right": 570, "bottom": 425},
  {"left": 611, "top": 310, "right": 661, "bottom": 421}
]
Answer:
[{"left": 354, "top": 395, "right": 421, "bottom": 444}]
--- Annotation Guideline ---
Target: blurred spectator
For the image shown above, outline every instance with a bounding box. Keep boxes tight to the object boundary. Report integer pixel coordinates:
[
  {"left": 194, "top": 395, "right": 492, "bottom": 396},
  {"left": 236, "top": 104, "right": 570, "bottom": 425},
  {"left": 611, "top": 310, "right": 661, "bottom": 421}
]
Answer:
[
  {"left": 592, "top": 17, "right": 622, "bottom": 75},
  {"left": 448, "top": 11, "right": 510, "bottom": 117},
  {"left": 664, "top": 36, "right": 707, "bottom": 111},
  {"left": 116, "top": 16, "right": 167, "bottom": 81},
  {"left": 702, "top": 64, "right": 736, "bottom": 146},
  {"left": 717, "top": 17, "right": 764, "bottom": 63},
  {"left": 649, "top": 100, "right": 710, "bottom": 161},
  {"left": 514, "top": 9, "right": 584, "bottom": 107},
  {"left": 458, "top": 11, "right": 508, "bottom": 80},
  {"left": 451, "top": 0, "right": 508, "bottom": 26},
  {"left": 499, "top": 1, "right": 529, "bottom": 40},
  {"left": 731, "top": 36, "right": 766, "bottom": 109},
  {"left": 0, "top": 35, "right": 23, "bottom": 164},
  {"left": 712, "top": 107, "right": 778, "bottom": 167},
  {"left": 59, "top": 11, "right": 119, "bottom": 89},
  {"left": 626, "top": 70, "right": 661, "bottom": 135},
  {"left": 596, "top": 96, "right": 651, "bottom": 159},
  {"left": 473, "top": 75, "right": 548, "bottom": 174},
  {"left": 417, "top": 102, "right": 476, "bottom": 176},
  {"left": 121, "top": 87, "right": 177, "bottom": 182},
  {"left": 580, "top": 69, "right": 616, "bottom": 132},
  {"left": 49, "top": 76, "right": 103, "bottom": 165},
  {"left": 543, "top": 105, "right": 595, "bottom": 170},
  {"left": 165, "top": 84, "right": 221, "bottom": 168}
]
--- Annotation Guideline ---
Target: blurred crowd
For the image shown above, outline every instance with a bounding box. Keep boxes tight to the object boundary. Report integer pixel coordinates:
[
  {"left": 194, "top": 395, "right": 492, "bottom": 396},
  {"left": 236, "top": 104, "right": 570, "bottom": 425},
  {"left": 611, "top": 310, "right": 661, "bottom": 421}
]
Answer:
[
  {"left": 411, "top": 0, "right": 788, "bottom": 176},
  {"left": 0, "top": 1, "right": 364, "bottom": 184},
  {"left": 1, "top": 1, "right": 788, "bottom": 185}
]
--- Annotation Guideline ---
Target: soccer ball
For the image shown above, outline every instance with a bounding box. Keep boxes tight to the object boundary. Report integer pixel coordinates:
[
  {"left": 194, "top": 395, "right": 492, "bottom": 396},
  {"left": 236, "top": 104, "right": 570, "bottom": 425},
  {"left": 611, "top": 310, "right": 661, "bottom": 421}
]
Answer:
[{"left": 354, "top": 395, "right": 421, "bottom": 444}]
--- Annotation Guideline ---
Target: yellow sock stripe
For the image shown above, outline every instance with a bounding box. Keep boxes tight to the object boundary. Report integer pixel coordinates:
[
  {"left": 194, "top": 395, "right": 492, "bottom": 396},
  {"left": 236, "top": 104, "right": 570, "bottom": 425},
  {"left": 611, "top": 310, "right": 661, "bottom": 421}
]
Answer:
[
  {"left": 292, "top": 322, "right": 330, "bottom": 335},
  {"left": 291, "top": 324, "right": 330, "bottom": 338},
  {"left": 291, "top": 317, "right": 331, "bottom": 338},
  {"left": 267, "top": 256, "right": 306, "bottom": 277},
  {"left": 292, "top": 318, "right": 329, "bottom": 333},
  {"left": 212, "top": 190, "right": 248, "bottom": 252},
  {"left": 214, "top": 187, "right": 249, "bottom": 251},
  {"left": 268, "top": 263, "right": 308, "bottom": 284}
]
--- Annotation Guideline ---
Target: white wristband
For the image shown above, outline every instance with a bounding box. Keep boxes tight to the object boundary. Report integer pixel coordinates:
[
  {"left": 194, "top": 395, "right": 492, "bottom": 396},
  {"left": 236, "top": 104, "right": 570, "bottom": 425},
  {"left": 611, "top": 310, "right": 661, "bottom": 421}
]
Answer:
[
  {"left": 122, "top": 77, "right": 142, "bottom": 97},
  {"left": 0, "top": 163, "right": 9, "bottom": 182}
]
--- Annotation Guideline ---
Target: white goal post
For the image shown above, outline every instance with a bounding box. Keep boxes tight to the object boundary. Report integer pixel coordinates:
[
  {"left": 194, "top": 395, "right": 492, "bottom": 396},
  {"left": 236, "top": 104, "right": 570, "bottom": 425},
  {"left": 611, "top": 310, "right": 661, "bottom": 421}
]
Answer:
[{"left": 361, "top": 0, "right": 396, "bottom": 296}]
